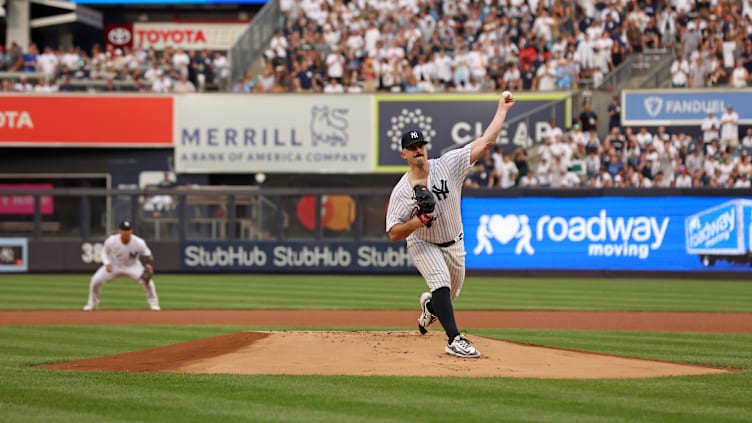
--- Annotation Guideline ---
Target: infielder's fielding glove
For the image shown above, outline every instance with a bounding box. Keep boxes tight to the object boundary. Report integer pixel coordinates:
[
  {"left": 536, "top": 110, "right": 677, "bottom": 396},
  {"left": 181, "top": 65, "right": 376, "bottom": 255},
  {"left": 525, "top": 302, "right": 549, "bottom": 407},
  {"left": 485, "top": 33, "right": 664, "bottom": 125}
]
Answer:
[
  {"left": 413, "top": 184, "right": 435, "bottom": 227},
  {"left": 140, "top": 268, "right": 153, "bottom": 285}
]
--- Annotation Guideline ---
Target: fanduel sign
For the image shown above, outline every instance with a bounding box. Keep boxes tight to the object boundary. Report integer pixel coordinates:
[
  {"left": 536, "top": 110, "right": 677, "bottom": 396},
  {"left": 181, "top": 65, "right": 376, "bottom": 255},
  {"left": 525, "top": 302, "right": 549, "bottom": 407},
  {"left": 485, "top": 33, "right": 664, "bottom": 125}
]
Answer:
[
  {"left": 464, "top": 196, "right": 752, "bottom": 272},
  {"left": 180, "top": 241, "right": 414, "bottom": 273},
  {"left": 622, "top": 89, "right": 752, "bottom": 126}
]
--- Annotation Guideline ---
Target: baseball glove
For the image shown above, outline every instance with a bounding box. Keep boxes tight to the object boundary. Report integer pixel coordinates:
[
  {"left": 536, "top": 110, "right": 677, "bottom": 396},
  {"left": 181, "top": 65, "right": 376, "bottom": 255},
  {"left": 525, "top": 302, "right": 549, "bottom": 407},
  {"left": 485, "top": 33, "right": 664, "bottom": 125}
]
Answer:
[
  {"left": 140, "top": 267, "right": 154, "bottom": 285},
  {"left": 413, "top": 184, "right": 435, "bottom": 227}
]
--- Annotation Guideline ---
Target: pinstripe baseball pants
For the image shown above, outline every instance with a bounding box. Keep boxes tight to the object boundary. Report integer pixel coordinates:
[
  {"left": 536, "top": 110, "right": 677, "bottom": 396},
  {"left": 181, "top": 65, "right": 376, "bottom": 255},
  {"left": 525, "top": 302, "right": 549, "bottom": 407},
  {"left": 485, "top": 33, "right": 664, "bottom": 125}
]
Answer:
[{"left": 408, "top": 239, "right": 466, "bottom": 299}]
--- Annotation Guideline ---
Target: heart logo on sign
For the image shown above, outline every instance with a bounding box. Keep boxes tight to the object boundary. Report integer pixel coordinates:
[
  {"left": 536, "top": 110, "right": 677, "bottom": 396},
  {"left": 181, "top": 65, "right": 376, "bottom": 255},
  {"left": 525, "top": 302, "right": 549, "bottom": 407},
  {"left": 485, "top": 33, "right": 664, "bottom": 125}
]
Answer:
[{"left": 488, "top": 215, "right": 519, "bottom": 244}]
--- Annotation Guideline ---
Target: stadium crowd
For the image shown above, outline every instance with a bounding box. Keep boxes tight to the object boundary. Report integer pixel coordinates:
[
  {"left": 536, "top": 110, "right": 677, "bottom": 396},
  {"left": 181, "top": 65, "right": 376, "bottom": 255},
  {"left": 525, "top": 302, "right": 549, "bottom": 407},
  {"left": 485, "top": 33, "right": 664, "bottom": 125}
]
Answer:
[
  {"left": 1, "top": 0, "right": 751, "bottom": 189},
  {"left": 466, "top": 99, "right": 752, "bottom": 189},
  {"left": 2, "top": 0, "right": 751, "bottom": 93}
]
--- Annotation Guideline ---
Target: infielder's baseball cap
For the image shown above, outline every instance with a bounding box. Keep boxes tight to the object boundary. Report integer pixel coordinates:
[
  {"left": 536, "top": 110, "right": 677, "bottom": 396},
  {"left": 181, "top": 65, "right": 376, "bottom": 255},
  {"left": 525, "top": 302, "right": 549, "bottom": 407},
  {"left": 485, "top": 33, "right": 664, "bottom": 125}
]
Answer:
[
  {"left": 401, "top": 130, "right": 428, "bottom": 149},
  {"left": 119, "top": 220, "right": 133, "bottom": 230}
]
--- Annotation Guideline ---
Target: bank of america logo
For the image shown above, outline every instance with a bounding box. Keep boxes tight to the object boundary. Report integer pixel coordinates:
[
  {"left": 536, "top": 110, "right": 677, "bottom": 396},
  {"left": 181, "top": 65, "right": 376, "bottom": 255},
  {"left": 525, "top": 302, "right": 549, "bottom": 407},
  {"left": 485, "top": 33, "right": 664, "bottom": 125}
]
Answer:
[
  {"left": 644, "top": 97, "right": 663, "bottom": 118},
  {"left": 386, "top": 108, "right": 437, "bottom": 151}
]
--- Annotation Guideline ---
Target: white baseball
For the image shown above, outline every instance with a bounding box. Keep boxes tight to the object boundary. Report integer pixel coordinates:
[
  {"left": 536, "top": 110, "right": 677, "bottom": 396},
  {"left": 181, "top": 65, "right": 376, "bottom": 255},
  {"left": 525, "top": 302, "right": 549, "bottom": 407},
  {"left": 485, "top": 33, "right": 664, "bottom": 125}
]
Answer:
[{"left": 502, "top": 90, "right": 512, "bottom": 99}]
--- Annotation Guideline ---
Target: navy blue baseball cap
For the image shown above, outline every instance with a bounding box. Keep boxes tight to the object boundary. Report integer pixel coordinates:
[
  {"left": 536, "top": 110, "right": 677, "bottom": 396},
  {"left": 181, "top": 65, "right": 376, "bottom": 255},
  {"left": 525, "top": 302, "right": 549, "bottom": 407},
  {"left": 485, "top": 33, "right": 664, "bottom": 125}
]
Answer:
[
  {"left": 401, "top": 130, "right": 427, "bottom": 149},
  {"left": 119, "top": 220, "right": 132, "bottom": 230}
]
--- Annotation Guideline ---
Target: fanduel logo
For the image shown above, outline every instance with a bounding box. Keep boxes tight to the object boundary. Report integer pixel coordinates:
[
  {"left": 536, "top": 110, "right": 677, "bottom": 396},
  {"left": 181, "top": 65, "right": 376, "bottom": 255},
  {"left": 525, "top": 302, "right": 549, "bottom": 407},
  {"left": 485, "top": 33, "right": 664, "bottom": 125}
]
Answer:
[
  {"left": 473, "top": 210, "right": 669, "bottom": 260},
  {"left": 644, "top": 97, "right": 663, "bottom": 117}
]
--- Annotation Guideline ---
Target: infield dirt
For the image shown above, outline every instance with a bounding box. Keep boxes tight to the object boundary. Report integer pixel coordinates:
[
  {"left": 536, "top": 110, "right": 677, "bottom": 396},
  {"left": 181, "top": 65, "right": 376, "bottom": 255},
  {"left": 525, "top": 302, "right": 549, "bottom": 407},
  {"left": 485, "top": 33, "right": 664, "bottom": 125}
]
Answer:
[{"left": 19, "top": 310, "right": 748, "bottom": 379}]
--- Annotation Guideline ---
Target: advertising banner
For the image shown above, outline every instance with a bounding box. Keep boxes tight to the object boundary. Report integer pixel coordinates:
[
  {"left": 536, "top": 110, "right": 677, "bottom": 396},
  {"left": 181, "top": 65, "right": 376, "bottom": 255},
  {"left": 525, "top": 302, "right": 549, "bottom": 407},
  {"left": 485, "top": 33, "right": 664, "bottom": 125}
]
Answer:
[
  {"left": 180, "top": 240, "right": 414, "bottom": 273},
  {"left": 0, "top": 96, "right": 173, "bottom": 147},
  {"left": 0, "top": 184, "right": 54, "bottom": 215},
  {"left": 376, "top": 94, "right": 570, "bottom": 171},
  {"left": 76, "top": 0, "right": 266, "bottom": 4},
  {"left": 132, "top": 22, "right": 249, "bottom": 51},
  {"left": 0, "top": 238, "right": 28, "bottom": 272},
  {"left": 105, "top": 23, "right": 134, "bottom": 49},
  {"left": 26, "top": 240, "right": 181, "bottom": 272},
  {"left": 174, "top": 95, "right": 373, "bottom": 173},
  {"left": 622, "top": 89, "right": 752, "bottom": 126},
  {"left": 463, "top": 196, "right": 752, "bottom": 272}
]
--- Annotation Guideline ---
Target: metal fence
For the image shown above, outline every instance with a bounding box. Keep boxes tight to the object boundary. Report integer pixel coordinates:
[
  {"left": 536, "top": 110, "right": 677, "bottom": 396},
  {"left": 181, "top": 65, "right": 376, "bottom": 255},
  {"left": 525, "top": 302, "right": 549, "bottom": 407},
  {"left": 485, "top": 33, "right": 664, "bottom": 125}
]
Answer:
[
  {"left": 0, "top": 186, "right": 392, "bottom": 242},
  {"left": 229, "top": 0, "right": 280, "bottom": 86}
]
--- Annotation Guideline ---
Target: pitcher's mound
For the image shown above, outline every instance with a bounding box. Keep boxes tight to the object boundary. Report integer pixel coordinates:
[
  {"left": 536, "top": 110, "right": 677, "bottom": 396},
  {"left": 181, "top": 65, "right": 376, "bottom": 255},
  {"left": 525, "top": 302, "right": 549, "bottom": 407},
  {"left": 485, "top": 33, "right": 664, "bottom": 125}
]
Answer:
[{"left": 41, "top": 331, "right": 728, "bottom": 379}]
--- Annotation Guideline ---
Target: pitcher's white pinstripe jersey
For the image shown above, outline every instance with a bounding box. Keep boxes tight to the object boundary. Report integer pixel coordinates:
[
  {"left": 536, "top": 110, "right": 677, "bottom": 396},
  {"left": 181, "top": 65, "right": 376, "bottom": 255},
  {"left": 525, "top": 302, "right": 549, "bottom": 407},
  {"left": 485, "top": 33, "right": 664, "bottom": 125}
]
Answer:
[{"left": 386, "top": 144, "right": 473, "bottom": 246}]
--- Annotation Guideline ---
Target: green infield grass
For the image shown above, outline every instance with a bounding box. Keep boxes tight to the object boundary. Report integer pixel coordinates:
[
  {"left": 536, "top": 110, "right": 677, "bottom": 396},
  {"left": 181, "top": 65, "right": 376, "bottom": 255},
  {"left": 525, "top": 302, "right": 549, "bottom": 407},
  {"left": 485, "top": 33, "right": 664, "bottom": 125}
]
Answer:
[
  {"left": 1, "top": 274, "right": 752, "bottom": 311},
  {"left": 0, "top": 274, "right": 751, "bottom": 422}
]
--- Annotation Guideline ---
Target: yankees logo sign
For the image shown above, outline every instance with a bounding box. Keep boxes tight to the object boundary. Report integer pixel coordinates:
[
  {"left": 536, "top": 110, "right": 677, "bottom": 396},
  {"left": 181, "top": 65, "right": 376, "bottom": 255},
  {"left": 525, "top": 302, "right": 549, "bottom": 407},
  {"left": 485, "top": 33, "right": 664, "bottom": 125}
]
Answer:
[{"left": 410, "top": 131, "right": 420, "bottom": 139}]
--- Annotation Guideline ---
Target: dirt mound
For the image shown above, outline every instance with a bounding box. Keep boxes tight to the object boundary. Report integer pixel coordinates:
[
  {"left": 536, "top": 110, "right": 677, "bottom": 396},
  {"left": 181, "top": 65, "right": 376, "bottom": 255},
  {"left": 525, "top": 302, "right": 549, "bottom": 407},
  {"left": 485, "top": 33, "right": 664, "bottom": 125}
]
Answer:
[{"left": 41, "top": 331, "right": 729, "bottom": 379}]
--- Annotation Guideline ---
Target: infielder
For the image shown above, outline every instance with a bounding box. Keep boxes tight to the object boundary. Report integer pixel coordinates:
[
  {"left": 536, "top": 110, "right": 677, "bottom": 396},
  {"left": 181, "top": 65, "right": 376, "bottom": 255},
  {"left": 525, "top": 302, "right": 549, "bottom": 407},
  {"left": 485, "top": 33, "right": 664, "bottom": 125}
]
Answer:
[
  {"left": 386, "top": 92, "right": 515, "bottom": 358},
  {"left": 83, "top": 220, "right": 161, "bottom": 311}
]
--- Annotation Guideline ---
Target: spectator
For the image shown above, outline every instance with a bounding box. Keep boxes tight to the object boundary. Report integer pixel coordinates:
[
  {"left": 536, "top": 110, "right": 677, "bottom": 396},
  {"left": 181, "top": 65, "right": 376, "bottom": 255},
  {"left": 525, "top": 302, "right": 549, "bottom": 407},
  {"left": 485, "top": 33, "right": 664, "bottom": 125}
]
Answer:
[
  {"left": 323, "top": 77, "right": 344, "bottom": 93},
  {"left": 174, "top": 74, "right": 196, "bottom": 93},
  {"left": 688, "top": 54, "right": 708, "bottom": 88},
  {"left": 701, "top": 111, "right": 720, "bottom": 143},
  {"left": 232, "top": 77, "right": 251, "bottom": 94},
  {"left": 536, "top": 155, "right": 553, "bottom": 187},
  {"left": 729, "top": 61, "right": 750, "bottom": 88},
  {"left": 720, "top": 105, "right": 740, "bottom": 150},
  {"left": 502, "top": 62, "right": 523, "bottom": 92},
  {"left": 14, "top": 75, "right": 33, "bottom": 92},
  {"left": 738, "top": 152, "right": 752, "bottom": 176},
  {"left": 212, "top": 51, "right": 230, "bottom": 91},
  {"left": 555, "top": 57, "right": 577, "bottom": 90},
  {"left": 742, "top": 128, "right": 752, "bottom": 148},
  {"left": 518, "top": 170, "right": 539, "bottom": 187},
  {"left": 607, "top": 96, "right": 621, "bottom": 130},
  {"left": 6, "top": 42, "right": 24, "bottom": 71},
  {"left": 685, "top": 145, "right": 705, "bottom": 175},
  {"left": 151, "top": 73, "right": 172, "bottom": 93},
  {"left": 534, "top": 57, "right": 557, "bottom": 91},
  {"left": 58, "top": 75, "right": 76, "bottom": 92},
  {"left": 681, "top": 21, "right": 702, "bottom": 59},
  {"left": 578, "top": 101, "right": 599, "bottom": 134},
  {"left": 670, "top": 54, "right": 690, "bottom": 88},
  {"left": 734, "top": 172, "right": 751, "bottom": 188},
  {"left": 0, "top": 46, "right": 7, "bottom": 71},
  {"left": 22, "top": 43, "right": 39, "bottom": 72},
  {"left": 496, "top": 153, "right": 518, "bottom": 189}
]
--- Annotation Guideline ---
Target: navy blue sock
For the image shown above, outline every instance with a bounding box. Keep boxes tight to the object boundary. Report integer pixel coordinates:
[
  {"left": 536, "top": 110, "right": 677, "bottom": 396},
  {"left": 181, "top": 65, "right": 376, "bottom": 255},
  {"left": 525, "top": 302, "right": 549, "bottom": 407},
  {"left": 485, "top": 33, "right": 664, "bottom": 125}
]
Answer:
[{"left": 430, "top": 287, "right": 460, "bottom": 341}]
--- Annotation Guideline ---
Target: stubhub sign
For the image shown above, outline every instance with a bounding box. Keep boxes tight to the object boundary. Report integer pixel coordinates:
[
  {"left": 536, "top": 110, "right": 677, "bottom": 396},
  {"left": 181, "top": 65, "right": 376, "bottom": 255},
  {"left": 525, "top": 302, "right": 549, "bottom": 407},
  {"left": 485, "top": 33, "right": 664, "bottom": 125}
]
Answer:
[
  {"left": 464, "top": 196, "right": 752, "bottom": 272},
  {"left": 181, "top": 241, "right": 414, "bottom": 273}
]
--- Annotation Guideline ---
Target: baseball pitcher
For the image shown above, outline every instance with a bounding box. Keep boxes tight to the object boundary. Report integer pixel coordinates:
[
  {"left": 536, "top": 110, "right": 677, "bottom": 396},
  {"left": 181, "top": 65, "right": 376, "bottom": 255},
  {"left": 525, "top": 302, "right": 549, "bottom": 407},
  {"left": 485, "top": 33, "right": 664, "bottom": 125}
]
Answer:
[{"left": 385, "top": 92, "right": 516, "bottom": 358}]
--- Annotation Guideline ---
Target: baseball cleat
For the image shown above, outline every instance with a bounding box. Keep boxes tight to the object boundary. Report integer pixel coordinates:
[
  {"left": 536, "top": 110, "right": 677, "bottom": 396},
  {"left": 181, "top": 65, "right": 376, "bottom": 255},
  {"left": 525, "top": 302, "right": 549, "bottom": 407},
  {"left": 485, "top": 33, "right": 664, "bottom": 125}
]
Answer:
[
  {"left": 150, "top": 305, "right": 161, "bottom": 311},
  {"left": 83, "top": 304, "right": 96, "bottom": 311},
  {"left": 417, "top": 292, "right": 437, "bottom": 334},
  {"left": 445, "top": 334, "right": 481, "bottom": 358}
]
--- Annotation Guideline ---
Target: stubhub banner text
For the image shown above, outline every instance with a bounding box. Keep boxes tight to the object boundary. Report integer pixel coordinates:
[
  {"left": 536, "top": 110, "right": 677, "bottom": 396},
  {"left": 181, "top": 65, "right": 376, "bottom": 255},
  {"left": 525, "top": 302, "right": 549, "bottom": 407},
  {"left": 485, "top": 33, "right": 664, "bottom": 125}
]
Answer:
[
  {"left": 464, "top": 196, "right": 752, "bottom": 272},
  {"left": 180, "top": 241, "right": 414, "bottom": 273}
]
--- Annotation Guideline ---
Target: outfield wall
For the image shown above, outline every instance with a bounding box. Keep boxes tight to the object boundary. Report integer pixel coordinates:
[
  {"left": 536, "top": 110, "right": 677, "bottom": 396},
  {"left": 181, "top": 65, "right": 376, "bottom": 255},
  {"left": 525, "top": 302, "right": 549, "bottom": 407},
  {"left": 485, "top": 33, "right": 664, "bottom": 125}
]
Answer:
[{"left": 5, "top": 188, "right": 750, "bottom": 277}]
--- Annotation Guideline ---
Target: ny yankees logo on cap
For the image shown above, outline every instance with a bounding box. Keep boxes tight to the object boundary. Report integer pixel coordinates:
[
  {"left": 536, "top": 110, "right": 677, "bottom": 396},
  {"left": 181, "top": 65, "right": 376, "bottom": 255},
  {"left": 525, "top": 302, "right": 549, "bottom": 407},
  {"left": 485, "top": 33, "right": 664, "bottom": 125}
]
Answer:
[{"left": 401, "top": 130, "right": 427, "bottom": 149}]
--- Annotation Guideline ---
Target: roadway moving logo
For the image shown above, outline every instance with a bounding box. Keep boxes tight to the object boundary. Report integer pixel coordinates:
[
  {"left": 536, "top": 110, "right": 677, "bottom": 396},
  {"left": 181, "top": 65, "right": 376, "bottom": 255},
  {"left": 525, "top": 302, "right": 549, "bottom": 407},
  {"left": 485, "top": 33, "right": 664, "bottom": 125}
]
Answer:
[{"left": 473, "top": 210, "right": 670, "bottom": 260}]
